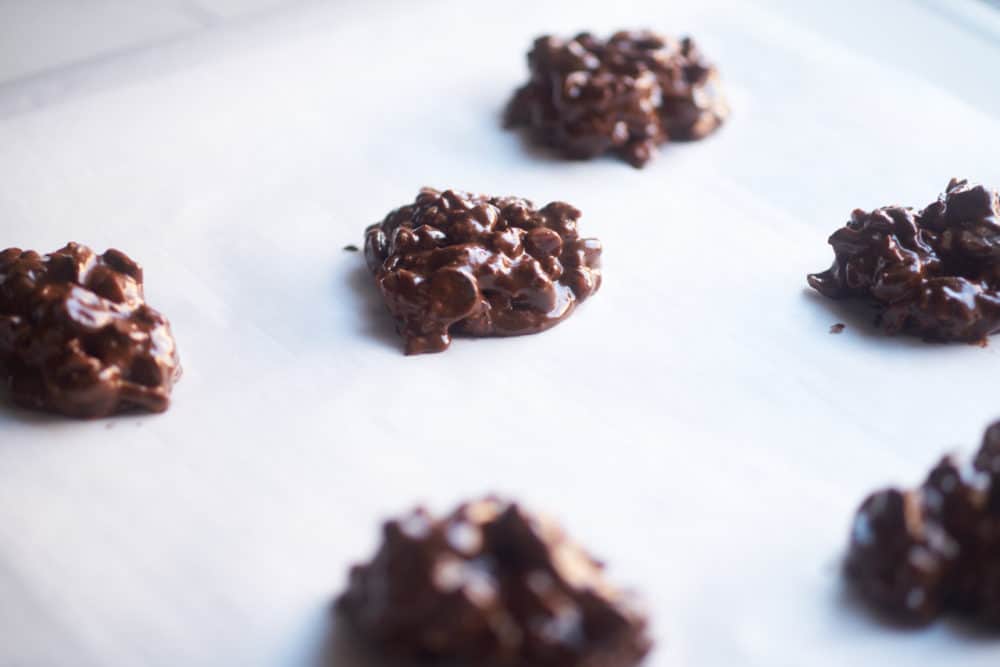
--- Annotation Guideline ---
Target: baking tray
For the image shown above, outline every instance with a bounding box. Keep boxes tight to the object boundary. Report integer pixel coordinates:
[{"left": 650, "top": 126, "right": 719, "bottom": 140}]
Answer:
[{"left": 1, "top": 0, "right": 999, "bottom": 665}]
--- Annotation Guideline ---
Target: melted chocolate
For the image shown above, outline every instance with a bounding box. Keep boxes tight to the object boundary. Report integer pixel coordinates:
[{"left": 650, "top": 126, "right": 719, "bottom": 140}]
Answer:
[
  {"left": 364, "top": 188, "right": 602, "bottom": 354},
  {"left": 338, "top": 497, "right": 651, "bottom": 667},
  {"left": 809, "top": 179, "right": 1000, "bottom": 343},
  {"left": 0, "top": 243, "right": 181, "bottom": 418},
  {"left": 846, "top": 421, "right": 1000, "bottom": 626},
  {"left": 505, "top": 30, "right": 728, "bottom": 167}
]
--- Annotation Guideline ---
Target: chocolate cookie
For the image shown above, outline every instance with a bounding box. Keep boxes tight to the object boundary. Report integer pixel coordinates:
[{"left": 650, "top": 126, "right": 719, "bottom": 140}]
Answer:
[
  {"left": 0, "top": 243, "right": 181, "bottom": 418},
  {"left": 505, "top": 30, "right": 728, "bottom": 167},
  {"left": 364, "top": 188, "right": 602, "bottom": 354},
  {"left": 846, "top": 421, "right": 1000, "bottom": 626},
  {"left": 809, "top": 179, "right": 1000, "bottom": 343},
  {"left": 339, "top": 497, "right": 652, "bottom": 667}
]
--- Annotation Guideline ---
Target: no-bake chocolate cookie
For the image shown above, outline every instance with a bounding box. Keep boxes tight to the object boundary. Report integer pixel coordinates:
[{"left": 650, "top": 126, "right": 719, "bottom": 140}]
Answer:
[
  {"left": 0, "top": 243, "right": 181, "bottom": 418},
  {"left": 505, "top": 30, "right": 728, "bottom": 167},
  {"left": 364, "top": 188, "right": 602, "bottom": 354},
  {"left": 846, "top": 421, "right": 1000, "bottom": 626},
  {"left": 338, "top": 497, "right": 651, "bottom": 667},
  {"left": 809, "top": 179, "right": 1000, "bottom": 343}
]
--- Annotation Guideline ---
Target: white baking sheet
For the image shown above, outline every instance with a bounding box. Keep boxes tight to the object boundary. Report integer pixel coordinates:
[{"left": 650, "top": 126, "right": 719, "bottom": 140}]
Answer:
[{"left": 1, "top": 1, "right": 1000, "bottom": 665}]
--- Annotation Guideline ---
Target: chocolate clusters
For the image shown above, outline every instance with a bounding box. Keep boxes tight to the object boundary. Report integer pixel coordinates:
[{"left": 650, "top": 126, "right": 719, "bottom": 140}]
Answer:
[
  {"left": 0, "top": 243, "right": 181, "bottom": 418},
  {"left": 505, "top": 30, "right": 728, "bottom": 167},
  {"left": 809, "top": 179, "right": 1000, "bottom": 342},
  {"left": 364, "top": 188, "right": 602, "bottom": 354},
  {"left": 846, "top": 421, "right": 1000, "bottom": 626},
  {"left": 339, "top": 497, "right": 651, "bottom": 667}
]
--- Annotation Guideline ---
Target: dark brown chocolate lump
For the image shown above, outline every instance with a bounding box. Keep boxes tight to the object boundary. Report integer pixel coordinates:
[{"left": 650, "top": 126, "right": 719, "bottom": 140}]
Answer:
[
  {"left": 364, "top": 188, "right": 602, "bottom": 354},
  {"left": 0, "top": 243, "right": 181, "bottom": 418},
  {"left": 845, "top": 421, "right": 1000, "bottom": 626},
  {"left": 808, "top": 179, "right": 1000, "bottom": 343},
  {"left": 338, "top": 497, "right": 651, "bottom": 667},
  {"left": 505, "top": 30, "right": 728, "bottom": 167}
]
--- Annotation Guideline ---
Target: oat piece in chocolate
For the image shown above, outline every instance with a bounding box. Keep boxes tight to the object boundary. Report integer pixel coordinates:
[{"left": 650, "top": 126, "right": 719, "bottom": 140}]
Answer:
[
  {"left": 364, "top": 188, "right": 602, "bottom": 354},
  {"left": 0, "top": 243, "right": 181, "bottom": 418},
  {"left": 808, "top": 179, "right": 1000, "bottom": 343},
  {"left": 505, "top": 30, "right": 728, "bottom": 167},
  {"left": 845, "top": 421, "right": 1000, "bottom": 626},
  {"left": 338, "top": 497, "right": 652, "bottom": 667}
]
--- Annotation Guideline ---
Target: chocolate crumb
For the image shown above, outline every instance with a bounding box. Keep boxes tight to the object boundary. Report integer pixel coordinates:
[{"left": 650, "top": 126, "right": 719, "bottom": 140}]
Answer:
[
  {"left": 342, "top": 244, "right": 359, "bottom": 252},
  {"left": 364, "top": 188, "right": 602, "bottom": 354},
  {"left": 845, "top": 421, "right": 1000, "bottom": 626},
  {"left": 0, "top": 243, "right": 181, "bottom": 418},
  {"left": 505, "top": 30, "right": 728, "bottom": 167},
  {"left": 808, "top": 179, "right": 1000, "bottom": 343},
  {"left": 829, "top": 323, "right": 846, "bottom": 334},
  {"left": 338, "top": 497, "right": 652, "bottom": 667}
]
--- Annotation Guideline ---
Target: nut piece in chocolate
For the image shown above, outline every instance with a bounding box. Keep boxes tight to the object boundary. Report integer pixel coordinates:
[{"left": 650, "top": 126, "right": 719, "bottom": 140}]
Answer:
[
  {"left": 364, "top": 188, "right": 602, "bottom": 354},
  {"left": 505, "top": 30, "right": 728, "bottom": 167},
  {"left": 845, "top": 421, "right": 1000, "bottom": 626},
  {"left": 338, "top": 497, "right": 651, "bottom": 667},
  {"left": 808, "top": 179, "right": 1000, "bottom": 343},
  {"left": 0, "top": 243, "right": 181, "bottom": 418}
]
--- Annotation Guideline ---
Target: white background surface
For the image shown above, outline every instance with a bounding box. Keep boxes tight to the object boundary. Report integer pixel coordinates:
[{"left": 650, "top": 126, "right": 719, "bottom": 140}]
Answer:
[{"left": 1, "top": 1, "right": 1000, "bottom": 665}]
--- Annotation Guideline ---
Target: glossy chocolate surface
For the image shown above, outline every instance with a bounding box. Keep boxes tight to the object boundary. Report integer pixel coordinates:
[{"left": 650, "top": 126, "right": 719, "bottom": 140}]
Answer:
[
  {"left": 809, "top": 179, "right": 1000, "bottom": 343},
  {"left": 845, "top": 421, "right": 1000, "bottom": 626},
  {"left": 0, "top": 243, "right": 181, "bottom": 418},
  {"left": 505, "top": 30, "right": 728, "bottom": 167},
  {"left": 364, "top": 188, "right": 602, "bottom": 354},
  {"left": 338, "top": 497, "right": 651, "bottom": 667}
]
